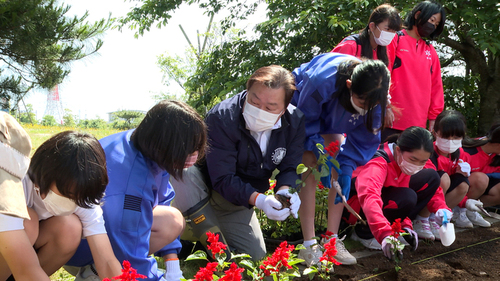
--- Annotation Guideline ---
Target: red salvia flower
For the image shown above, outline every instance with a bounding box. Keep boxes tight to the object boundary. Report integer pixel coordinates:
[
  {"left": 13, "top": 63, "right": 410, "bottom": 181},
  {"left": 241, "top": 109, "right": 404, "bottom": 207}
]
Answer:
[
  {"left": 391, "top": 218, "right": 403, "bottom": 239},
  {"left": 259, "top": 241, "right": 295, "bottom": 276},
  {"left": 220, "top": 262, "right": 245, "bottom": 281},
  {"left": 319, "top": 238, "right": 341, "bottom": 265},
  {"left": 318, "top": 182, "right": 325, "bottom": 190},
  {"left": 320, "top": 230, "right": 335, "bottom": 240},
  {"left": 194, "top": 262, "right": 218, "bottom": 281},
  {"left": 206, "top": 231, "right": 227, "bottom": 257},
  {"left": 325, "top": 141, "right": 340, "bottom": 157},
  {"left": 111, "top": 260, "right": 147, "bottom": 281}
]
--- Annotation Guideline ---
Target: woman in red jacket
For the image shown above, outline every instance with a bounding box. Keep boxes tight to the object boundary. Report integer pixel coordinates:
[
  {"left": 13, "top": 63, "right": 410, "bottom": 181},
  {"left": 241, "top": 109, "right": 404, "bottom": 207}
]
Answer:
[{"left": 351, "top": 126, "right": 451, "bottom": 257}]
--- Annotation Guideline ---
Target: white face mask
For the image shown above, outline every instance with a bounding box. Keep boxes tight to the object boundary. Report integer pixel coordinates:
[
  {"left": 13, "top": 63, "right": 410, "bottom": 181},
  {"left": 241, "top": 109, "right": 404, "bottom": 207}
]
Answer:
[
  {"left": 435, "top": 136, "right": 462, "bottom": 154},
  {"left": 242, "top": 99, "right": 282, "bottom": 132},
  {"left": 350, "top": 95, "right": 368, "bottom": 115},
  {"left": 398, "top": 154, "right": 425, "bottom": 175},
  {"left": 36, "top": 187, "right": 77, "bottom": 216},
  {"left": 373, "top": 26, "right": 396, "bottom": 46}
]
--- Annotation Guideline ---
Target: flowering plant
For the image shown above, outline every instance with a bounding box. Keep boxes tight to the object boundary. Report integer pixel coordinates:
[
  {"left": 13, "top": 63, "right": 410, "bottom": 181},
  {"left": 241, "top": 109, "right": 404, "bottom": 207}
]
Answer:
[
  {"left": 388, "top": 218, "right": 405, "bottom": 272},
  {"left": 296, "top": 141, "right": 340, "bottom": 188},
  {"left": 103, "top": 260, "right": 146, "bottom": 281},
  {"left": 303, "top": 231, "right": 341, "bottom": 280}
]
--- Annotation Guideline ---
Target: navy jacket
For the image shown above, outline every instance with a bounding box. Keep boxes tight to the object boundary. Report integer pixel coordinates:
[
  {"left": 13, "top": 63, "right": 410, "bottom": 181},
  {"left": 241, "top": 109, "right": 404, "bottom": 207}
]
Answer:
[{"left": 204, "top": 91, "right": 305, "bottom": 208}]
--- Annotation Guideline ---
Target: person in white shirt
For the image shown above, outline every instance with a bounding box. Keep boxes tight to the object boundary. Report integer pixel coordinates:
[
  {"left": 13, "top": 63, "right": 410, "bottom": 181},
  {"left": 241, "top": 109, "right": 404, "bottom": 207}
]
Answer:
[{"left": 0, "top": 118, "right": 121, "bottom": 281}]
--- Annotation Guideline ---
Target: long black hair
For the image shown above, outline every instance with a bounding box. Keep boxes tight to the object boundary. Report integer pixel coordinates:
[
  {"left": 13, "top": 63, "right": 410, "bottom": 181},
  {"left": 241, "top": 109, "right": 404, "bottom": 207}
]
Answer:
[
  {"left": 405, "top": 1, "right": 446, "bottom": 40},
  {"left": 358, "top": 4, "right": 402, "bottom": 66},
  {"left": 335, "top": 59, "right": 390, "bottom": 133}
]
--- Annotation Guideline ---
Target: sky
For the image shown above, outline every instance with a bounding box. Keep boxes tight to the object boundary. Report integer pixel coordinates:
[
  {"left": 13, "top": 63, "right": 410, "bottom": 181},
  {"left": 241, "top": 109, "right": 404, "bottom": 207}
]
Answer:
[{"left": 26, "top": 0, "right": 265, "bottom": 122}]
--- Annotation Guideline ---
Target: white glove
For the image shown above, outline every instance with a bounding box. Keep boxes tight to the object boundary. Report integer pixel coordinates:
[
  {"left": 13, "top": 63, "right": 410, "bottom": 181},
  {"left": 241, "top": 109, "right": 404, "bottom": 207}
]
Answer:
[
  {"left": 435, "top": 209, "right": 453, "bottom": 224},
  {"left": 403, "top": 227, "right": 418, "bottom": 250},
  {"left": 465, "top": 198, "right": 483, "bottom": 212},
  {"left": 457, "top": 160, "right": 471, "bottom": 176},
  {"left": 254, "top": 194, "right": 290, "bottom": 221},
  {"left": 381, "top": 236, "right": 403, "bottom": 259},
  {"left": 276, "top": 189, "right": 301, "bottom": 219},
  {"left": 163, "top": 259, "right": 184, "bottom": 281}
]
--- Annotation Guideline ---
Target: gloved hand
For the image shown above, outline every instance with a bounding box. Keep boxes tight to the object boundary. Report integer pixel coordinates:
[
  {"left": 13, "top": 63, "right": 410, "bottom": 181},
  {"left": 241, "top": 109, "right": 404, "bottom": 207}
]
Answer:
[
  {"left": 456, "top": 160, "right": 471, "bottom": 177},
  {"left": 276, "top": 189, "right": 301, "bottom": 219},
  {"left": 163, "top": 259, "right": 184, "bottom": 281},
  {"left": 381, "top": 236, "right": 403, "bottom": 260},
  {"left": 403, "top": 227, "right": 418, "bottom": 251},
  {"left": 465, "top": 198, "right": 484, "bottom": 212},
  {"left": 435, "top": 209, "right": 453, "bottom": 224},
  {"left": 254, "top": 194, "right": 290, "bottom": 221},
  {"left": 335, "top": 174, "right": 352, "bottom": 204}
]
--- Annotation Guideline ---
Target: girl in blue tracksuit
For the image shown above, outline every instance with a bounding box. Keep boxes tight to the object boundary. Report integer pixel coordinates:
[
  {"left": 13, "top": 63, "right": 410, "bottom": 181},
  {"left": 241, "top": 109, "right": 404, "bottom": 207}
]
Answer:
[
  {"left": 292, "top": 52, "right": 390, "bottom": 266},
  {"left": 67, "top": 100, "right": 207, "bottom": 281}
]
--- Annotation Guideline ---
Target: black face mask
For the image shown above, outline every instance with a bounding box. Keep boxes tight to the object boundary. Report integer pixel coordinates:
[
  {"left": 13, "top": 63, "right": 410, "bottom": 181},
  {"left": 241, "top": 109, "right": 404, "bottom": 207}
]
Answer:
[{"left": 417, "top": 22, "right": 436, "bottom": 38}]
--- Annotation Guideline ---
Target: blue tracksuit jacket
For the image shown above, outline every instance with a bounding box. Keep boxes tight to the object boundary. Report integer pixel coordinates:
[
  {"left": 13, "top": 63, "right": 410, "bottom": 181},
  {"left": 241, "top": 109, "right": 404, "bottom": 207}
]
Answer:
[{"left": 291, "top": 52, "right": 382, "bottom": 177}]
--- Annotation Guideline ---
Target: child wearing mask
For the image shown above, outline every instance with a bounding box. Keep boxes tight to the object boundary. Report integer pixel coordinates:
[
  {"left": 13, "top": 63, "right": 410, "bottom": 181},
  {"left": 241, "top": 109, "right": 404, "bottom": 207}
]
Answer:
[
  {"left": 381, "top": 1, "right": 446, "bottom": 141},
  {"left": 463, "top": 124, "right": 500, "bottom": 209},
  {"left": 292, "top": 53, "right": 390, "bottom": 266},
  {"left": 350, "top": 126, "right": 451, "bottom": 256},
  {"left": 428, "top": 111, "right": 490, "bottom": 232},
  {"left": 0, "top": 112, "right": 121, "bottom": 281}
]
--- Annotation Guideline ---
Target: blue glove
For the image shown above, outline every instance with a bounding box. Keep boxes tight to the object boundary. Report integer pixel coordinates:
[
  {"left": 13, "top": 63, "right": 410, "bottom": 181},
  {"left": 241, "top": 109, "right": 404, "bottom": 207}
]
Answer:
[
  {"left": 335, "top": 174, "right": 352, "bottom": 204},
  {"left": 313, "top": 146, "right": 334, "bottom": 189}
]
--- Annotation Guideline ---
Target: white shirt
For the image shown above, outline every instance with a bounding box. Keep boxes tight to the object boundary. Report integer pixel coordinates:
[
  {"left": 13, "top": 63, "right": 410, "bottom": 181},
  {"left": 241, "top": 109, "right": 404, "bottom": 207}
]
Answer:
[
  {"left": 0, "top": 176, "right": 106, "bottom": 237},
  {"left": 249, "top": 119, "right": 282, "bottom": 156}
]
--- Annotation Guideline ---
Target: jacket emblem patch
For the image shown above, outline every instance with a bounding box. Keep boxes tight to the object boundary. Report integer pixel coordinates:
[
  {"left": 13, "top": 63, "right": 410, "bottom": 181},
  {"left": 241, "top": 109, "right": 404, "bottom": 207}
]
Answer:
[{"left": 272, "top": 147, "right": 287, "bottom": 165}]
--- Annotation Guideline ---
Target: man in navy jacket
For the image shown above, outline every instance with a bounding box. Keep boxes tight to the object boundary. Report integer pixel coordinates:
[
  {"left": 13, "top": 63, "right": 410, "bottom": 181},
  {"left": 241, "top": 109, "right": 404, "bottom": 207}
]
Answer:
[{"left": 171, "top": 65, "right": 305, "bottom": 260}]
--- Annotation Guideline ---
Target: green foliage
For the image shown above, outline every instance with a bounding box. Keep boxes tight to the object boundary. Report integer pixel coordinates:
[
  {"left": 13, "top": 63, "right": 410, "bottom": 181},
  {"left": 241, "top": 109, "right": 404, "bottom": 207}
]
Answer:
[
  {"left": 0, "top": 0, "right": 110, "bottom": 111},
  {"left": 111, "top": 110, "right": 145, "bottom": 130},
  {"left": 63, "top": 109, "right": 77, "bottom": 127},
  {"left": 124, "top": 0, "right": 500, "bottom": 134},
  {"left": 17, "top": 103, "right": 38, "bottom": 124},
  {"left": 41, "top": 115, "right": 57, "bottom": 127},
  {"left": 78, "top": 117, "right": 108, "bottom": 129}
]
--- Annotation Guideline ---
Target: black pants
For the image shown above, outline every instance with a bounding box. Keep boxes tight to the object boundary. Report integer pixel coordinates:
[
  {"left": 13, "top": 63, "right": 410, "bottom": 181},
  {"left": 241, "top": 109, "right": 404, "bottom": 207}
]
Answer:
[
  {"left": 356, "top": 169, "right": 441, "bottom": 239},
  {"left": 380, "top": 128, "right": 403, "bottom": 144}
]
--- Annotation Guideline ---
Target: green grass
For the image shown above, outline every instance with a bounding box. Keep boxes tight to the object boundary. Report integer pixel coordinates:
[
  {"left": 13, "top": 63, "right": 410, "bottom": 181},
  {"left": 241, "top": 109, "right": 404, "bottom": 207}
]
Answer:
[{"left": 24, "top": 124, "right": 123, "bottom": 155}]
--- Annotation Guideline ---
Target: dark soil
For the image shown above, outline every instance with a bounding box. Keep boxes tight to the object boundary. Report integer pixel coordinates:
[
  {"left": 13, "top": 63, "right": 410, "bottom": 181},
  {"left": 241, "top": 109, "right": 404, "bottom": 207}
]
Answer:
[{"left": 305, "top": 223, "right": 500, "bottom": 281}]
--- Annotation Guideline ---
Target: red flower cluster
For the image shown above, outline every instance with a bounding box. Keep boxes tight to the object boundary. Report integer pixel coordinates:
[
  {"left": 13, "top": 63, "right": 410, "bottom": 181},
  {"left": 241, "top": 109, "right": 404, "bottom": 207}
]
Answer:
[
  {"left": 391, "top": 218, "right": 403, "bottom": 239},
  {"left": 103, "top": 260, "right": 146, "bottom": 281},
  {"left": 259, "top": 241, "right": 295, "bottom": 276},
  {"left": 318, "top": 182, "right": 325, "bottom": 190},
  {"left": 319, "top": 238, "right": 341, "bottom": 265},
  {"left": 194, "top": 262, "right": 218, "bottom": 281},
  {"left": 320, "top": 230, "right": 334, "bottom": 240},
  {"left": 325, "top": 141, "right": 340, "bottom": 157},
  {"left": 219, "top": 262, "right": 245, "bottom": 281},
  {"left": 206, "top": 231, "right": 228, "bottom": 257}
]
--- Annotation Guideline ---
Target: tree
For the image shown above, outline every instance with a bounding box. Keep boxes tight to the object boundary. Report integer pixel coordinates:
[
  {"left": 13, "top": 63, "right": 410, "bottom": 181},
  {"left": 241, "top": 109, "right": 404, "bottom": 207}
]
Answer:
[
  {"left": 78, "top": 117, "right": 108, "bottom": 129},
  {"left": 63, "top": 108, "right": 77, "bottom": 127},
  {"left": 41, "top": 115, "right": 57, "bottom": 127},
  {"left": 17, "top": 103, "right": 37, "bottom": 124},
  {"left": 0, "top": 0, "right": 110, "bottom": 111},
  {"left": 111, "top": 110, "right": 145, "bottom": 130},
  {"left": 122, "top": 0, "right": 500, "bottom": 135}
]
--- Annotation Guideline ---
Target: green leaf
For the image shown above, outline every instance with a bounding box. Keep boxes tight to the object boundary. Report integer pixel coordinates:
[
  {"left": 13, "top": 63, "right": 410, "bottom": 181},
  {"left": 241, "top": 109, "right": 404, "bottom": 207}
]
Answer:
[
  {"left": 296, "top": 163, "right": 308, "bottom": 174},
  {"left": 185, "top": 250, "right": 208, "bottom": 261}
]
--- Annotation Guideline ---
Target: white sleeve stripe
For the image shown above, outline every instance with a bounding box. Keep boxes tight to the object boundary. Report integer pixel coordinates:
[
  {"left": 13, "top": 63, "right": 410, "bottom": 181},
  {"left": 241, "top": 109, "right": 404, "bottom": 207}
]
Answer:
[{"left": 0, "top": 141, "right": 30, "bottom": 179}]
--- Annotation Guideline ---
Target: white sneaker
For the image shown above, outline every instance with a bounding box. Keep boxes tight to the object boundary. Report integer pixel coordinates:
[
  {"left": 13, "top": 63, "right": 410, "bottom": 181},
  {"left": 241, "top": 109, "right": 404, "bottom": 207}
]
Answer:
[
  {"left": 429, "top": 216, "right": 441, "bottom": 241},
  {"left": 74, "top": 264, "right": 99, "bottom": 281},
  {"left": 413, "top": 219, "right": 435, "bottom": 240},
  {"left": 466, "top": 210, "right": 491, "bottom": 227},
  {"left": 334, "top": 236, "right": 357, "bottom": 265},
  {"left": 350, "top": 231, "right": 382, "bottom": 250},
  {"left": 298, "top": 244, "right": 323, "bottom": 268},
  {"left": 454, "top": 208, "right": 473, "bottom": 228}
]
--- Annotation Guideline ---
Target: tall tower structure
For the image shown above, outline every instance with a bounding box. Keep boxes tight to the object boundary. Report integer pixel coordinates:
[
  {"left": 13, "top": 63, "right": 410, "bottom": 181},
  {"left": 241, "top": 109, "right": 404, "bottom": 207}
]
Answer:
[{"left": 44, "top": 85, "right": 64, "bottom": 124}]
